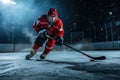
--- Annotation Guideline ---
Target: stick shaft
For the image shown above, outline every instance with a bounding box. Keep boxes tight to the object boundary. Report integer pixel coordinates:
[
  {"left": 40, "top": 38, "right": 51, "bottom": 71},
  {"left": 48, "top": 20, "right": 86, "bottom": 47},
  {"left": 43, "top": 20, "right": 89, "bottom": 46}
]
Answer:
[{"left": 63, "top": 43, "right": 93, "bottom": 58}]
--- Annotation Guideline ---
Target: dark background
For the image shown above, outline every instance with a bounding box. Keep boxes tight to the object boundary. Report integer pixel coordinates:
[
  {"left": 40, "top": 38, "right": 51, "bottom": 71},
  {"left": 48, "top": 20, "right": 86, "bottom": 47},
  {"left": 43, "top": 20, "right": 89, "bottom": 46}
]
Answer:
[{"left": 0, "top": 0, "right": 120, "bottom": 44}]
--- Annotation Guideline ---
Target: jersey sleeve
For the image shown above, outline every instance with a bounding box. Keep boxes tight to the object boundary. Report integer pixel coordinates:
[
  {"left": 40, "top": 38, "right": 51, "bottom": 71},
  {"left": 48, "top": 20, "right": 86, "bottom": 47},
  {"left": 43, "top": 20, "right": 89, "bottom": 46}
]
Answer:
[{"left": 57, "top": 23, "right": 64, "bottom": 37}]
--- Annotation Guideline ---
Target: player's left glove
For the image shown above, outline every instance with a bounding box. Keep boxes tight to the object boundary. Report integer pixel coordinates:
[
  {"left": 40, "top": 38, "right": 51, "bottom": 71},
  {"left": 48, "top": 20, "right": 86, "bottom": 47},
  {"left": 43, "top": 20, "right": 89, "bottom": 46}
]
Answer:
[{"left": 56, "top": 37, "right": 64, "bottom": 46}]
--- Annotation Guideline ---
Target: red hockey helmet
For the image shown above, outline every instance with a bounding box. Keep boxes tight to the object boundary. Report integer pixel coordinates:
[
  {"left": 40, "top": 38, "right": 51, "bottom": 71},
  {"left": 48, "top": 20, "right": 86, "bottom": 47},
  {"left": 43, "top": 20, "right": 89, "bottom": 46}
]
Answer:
[{"left": 48, "top": 8, "right": 58, "bottom": 17}]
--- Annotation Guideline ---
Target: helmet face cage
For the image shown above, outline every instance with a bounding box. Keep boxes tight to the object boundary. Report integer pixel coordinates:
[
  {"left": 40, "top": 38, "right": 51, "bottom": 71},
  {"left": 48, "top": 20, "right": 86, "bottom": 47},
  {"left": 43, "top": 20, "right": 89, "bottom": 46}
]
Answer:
[{"left": 47, "top": 16, "right": 58, "bottom": 24}]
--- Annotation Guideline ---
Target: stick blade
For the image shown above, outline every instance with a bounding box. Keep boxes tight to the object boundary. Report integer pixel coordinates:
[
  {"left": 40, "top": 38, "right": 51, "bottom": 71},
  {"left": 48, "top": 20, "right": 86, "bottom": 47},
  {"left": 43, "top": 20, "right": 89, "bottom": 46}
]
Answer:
[{"left": 92, "top": 56, "right": 106, "bottom": 60}]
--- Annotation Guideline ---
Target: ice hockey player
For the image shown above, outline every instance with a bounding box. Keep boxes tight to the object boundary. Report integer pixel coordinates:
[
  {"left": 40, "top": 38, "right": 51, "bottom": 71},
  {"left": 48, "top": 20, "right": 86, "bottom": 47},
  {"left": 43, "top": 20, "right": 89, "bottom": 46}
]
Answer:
[{"left": 25, "top": 8, "right": 64, "bottom": 60}]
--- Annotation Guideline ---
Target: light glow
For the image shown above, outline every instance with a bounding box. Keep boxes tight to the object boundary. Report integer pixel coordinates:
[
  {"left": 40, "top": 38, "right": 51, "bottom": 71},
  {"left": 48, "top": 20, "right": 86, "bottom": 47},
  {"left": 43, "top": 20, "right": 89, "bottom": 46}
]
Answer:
[{"left": 0, "top": 0, "right": 16, "bottom": 5}]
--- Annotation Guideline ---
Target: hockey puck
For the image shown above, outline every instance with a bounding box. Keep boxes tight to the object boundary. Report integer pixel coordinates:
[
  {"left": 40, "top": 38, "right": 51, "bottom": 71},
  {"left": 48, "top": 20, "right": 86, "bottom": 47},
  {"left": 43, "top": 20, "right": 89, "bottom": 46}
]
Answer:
[{"left": 90, "top": 59, "right": 95, "bottom": 62}]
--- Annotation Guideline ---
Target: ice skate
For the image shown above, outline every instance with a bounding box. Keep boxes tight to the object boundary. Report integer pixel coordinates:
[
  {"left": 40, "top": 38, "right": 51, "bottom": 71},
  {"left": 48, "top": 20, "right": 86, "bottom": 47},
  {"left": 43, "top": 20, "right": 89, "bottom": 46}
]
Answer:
[
  {"left": 25, "top": 50, "right": 36, "bottom": 60},
  {"left": 40, "top": 53, "right": 47, "bottom": 59}
]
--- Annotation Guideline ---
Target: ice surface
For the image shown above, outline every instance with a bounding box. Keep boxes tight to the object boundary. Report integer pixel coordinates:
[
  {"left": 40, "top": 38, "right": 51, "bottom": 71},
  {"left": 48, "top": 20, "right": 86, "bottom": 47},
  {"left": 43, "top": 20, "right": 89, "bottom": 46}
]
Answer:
[{"left": 0, "top": 51, "right": 120, "bottom": 80}]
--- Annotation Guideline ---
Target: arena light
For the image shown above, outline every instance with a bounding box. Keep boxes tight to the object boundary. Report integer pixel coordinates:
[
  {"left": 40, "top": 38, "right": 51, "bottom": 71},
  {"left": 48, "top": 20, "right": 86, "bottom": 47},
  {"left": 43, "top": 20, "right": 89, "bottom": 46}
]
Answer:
[
  {"left": 0, "top": 0, "right": 16, "bottom": 5},
  {"left": 0, "top": 0, "right": 11, "bottom": 4}
]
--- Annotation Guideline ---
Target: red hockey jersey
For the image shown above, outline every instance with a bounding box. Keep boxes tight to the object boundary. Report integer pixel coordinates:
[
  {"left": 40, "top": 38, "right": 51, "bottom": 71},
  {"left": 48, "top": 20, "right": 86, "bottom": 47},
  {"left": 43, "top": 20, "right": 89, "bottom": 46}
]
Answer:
[{"left": 33, "top": 15, "right": 64, "bottom": 37}]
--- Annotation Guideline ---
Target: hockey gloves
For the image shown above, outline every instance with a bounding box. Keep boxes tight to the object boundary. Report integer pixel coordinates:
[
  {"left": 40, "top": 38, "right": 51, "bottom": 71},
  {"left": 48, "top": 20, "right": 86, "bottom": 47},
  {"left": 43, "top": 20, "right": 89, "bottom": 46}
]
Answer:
[
  {"left": 56, "top": 37, "right": 64, "bottom": 46},
  {"left": 38, "top": 29, "right": 49, "bottom": 38}
]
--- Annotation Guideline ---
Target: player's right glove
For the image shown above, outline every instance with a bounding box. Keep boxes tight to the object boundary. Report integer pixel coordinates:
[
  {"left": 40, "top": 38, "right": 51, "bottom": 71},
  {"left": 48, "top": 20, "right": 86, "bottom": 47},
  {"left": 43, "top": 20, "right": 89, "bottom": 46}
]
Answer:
[{"left": 38, "top": 29, "right": 49, "bottom": 38}]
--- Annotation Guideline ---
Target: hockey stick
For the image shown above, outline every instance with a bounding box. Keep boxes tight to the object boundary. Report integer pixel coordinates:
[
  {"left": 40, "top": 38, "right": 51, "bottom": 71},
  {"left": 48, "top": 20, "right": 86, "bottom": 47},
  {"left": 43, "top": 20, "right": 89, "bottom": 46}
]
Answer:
[
  {"left": 46, "top": 35, "right": 106, "bottom": 60},
  {"left": 63, "top": 43, "right": 106, "bottom": 60}
]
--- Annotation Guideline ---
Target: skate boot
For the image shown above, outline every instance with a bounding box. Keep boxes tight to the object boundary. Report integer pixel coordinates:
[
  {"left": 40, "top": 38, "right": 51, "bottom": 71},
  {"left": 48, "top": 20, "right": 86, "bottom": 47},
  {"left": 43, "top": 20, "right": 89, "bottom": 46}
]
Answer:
[
  {"left": 40, "top": 53, "right": 47, "bottom": 59},
  {"left": 25, "top": 50, "right": 36, "bottom": 60}
]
